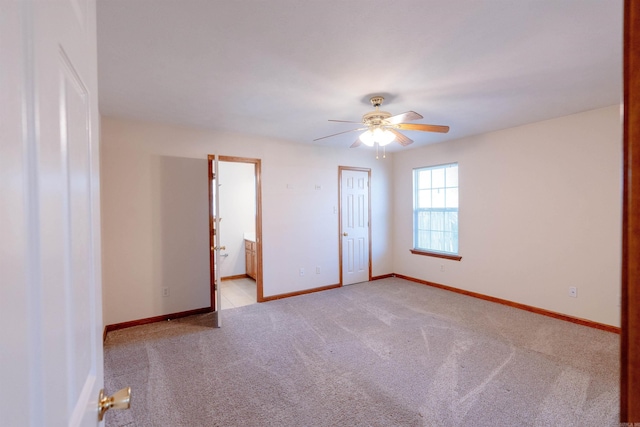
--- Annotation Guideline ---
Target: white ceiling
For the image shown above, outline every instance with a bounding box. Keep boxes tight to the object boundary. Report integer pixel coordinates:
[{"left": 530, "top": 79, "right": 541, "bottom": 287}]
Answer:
[{"left": 96, "top": 0, "right": 623, "bottom": 152}]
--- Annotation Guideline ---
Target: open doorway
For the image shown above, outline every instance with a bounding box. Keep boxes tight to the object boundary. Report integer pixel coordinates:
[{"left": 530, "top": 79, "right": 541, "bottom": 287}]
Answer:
[{"left": 208, "top": 156, "right": 263, "bottom": 313}]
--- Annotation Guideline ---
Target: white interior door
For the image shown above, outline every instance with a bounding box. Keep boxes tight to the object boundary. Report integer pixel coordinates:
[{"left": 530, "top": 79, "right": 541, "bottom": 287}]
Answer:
[
  {"left": 0, "top": 0, "right": 105, "bottom": 425},
  {"left": 340, "top": 168, "right": 371, "bottom": 285}
]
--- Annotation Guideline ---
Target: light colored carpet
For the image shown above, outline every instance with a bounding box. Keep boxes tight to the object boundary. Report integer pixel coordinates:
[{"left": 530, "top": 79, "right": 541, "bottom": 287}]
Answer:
[{"left": 104, "top": 277, "right": 619, "bottom": 426}]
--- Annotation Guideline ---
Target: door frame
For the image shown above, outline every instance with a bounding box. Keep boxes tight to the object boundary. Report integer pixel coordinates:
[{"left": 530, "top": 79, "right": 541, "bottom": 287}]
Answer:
[
  {"left": 621, "top": 0, "right": 640, "bottom": 420},
  {"left": 208, "top": 155, "right": 264, "bottom": 310},
  {"left": 338, "top": 166, "right": 372, "bottom": 286}
]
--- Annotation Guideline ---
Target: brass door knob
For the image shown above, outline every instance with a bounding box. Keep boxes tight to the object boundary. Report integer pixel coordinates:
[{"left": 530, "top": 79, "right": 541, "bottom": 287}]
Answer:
[
  {"left": 343, "top": 232, "right": 348, "bottom": 236},
  {"left": 98, "top": 387, "right": 131, "bottom": 421},
  {"left": 213, "top": 246, "right": 226, "bottom": 251}
]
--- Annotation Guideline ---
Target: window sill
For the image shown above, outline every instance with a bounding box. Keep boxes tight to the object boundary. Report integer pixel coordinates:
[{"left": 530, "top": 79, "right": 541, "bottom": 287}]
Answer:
[{"left": 410, "top": 249, "right": 462, "bottom": 261}]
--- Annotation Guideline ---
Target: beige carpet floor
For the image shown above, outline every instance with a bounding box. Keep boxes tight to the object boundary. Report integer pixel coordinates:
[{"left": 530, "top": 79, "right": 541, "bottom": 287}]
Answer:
[{"left": 104, "top": 277, "right": 619, "bottom": 426}]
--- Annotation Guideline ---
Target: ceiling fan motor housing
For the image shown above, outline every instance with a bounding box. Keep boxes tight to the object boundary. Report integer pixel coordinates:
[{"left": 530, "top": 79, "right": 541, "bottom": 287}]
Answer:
[
  {"left": 362, "top": 96, "right": 391, "bottom": 128},
  {"left": 363, "top": 96, "right": 392, "bottom": 127},
  {"left": 362, "top": 110, "right": 392, "bottom": 126}
]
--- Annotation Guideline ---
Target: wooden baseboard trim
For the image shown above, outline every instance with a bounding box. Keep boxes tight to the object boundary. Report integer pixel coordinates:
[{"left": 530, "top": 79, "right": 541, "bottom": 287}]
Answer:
[
  {"left": 394, "top": 274, "right": 621, "bottom": 334},
  {"left": 104, "top": 307, "right": 213, "bottom": 338},
  {"left": 103, "top": 275, "right": 618, "bottom": 337},
  {"left": 371, "top": 274, "right": 395, "bottom": 281},
  {"left": 262, "top": 283, "right": 341, "bottom": 302},
  {"left": 221, "top": 274, "right": 249, "bottom": 281}
]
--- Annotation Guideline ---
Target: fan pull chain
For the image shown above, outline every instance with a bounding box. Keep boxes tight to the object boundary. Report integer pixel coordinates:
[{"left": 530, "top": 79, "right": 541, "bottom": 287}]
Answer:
[{"left": 376, "top": 144, "right": 379, "bottom": 160}]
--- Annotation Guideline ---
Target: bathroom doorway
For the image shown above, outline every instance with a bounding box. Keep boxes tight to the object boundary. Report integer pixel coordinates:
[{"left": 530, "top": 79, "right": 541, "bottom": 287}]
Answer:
[{"left": 208, "top": 156, "right": 263, "bottom": 313}]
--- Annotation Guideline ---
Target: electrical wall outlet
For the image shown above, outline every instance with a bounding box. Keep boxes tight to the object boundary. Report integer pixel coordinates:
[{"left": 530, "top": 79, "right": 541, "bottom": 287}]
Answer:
[
  {"left": 569, "top": 287, "right": 577, "bottom": 298},
  {"left": 299, "top": 268, "right": 305, "bottom": 276},
  {"left": 316, "top": 266, "right": 321, "bottom": 274},
  {"left": 162, "top": 287, "right": 170, "bottom": 297}
]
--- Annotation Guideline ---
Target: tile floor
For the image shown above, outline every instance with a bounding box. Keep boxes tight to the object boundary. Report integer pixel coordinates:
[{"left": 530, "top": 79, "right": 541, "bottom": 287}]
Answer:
[{"left": 220, "top": 277, "right": 257, "bottom": 309}]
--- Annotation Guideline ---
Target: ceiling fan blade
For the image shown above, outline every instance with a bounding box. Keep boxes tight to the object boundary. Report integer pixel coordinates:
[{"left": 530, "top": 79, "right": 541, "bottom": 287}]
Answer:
[
  {"left": 350, "top": 138, "right": 362, "bottom": 148},
  {"left": 389, "top": 129, "right": 413, "bottom": 146},
  {"left": 328, "top": 119, "right": 363, "bottom": 124},
  {"left": 313, "top": 127, "right": 367, "bottom": 141},
  {"left": 385, "top": 111, "right": 423, "bottom": 125},
  {"left": 396, "top": 123, "right": 450, "bottom": 133}
]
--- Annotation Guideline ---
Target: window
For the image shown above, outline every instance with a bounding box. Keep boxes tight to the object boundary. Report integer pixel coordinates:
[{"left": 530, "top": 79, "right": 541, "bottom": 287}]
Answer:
[{"left": 412, "top": 163, "right": 460, "bottom": 259}]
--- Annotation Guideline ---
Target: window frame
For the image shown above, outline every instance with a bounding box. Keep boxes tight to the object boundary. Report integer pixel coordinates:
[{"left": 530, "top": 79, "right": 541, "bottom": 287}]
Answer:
[{"left": 411, "top": 162, "right": 462, "bottom": 261}]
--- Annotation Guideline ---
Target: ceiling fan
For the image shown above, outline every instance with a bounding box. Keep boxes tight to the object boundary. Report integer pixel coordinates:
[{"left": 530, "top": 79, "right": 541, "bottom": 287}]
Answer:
[{"left": 314, "top": 96, "right": 450, "bottom": 150}]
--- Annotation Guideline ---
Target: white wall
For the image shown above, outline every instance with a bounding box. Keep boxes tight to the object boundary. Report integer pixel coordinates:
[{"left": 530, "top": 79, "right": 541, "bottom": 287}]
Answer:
[
  {"left": 217, "top": 161, "right": 256, "bottom": 278},
  {"left": 102, "top": 106, "right": 622, "bottom": 328},
  {"left": 100, "top": 116, "right": 394, "bottom": 326},
  {"left": 393, "top": 105, "right": 622, "bottom": 327}
]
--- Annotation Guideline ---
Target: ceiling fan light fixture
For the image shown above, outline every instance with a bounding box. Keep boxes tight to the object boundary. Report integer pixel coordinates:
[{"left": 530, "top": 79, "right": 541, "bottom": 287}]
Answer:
[
  {"left": 375, "top": 128, "right": 395, "bottom": 146},
  {"left": 359, "top": 128, "right": 395, "bottom": 147},
  {"left": 359, "top": 130, "right": 375, "bottom": 146}
]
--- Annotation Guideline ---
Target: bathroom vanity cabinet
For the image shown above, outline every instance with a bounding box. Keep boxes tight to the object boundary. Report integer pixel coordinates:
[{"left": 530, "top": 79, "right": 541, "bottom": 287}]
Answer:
[{"left": 244, "top": 239, "right": 257, "bottom": 280}]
